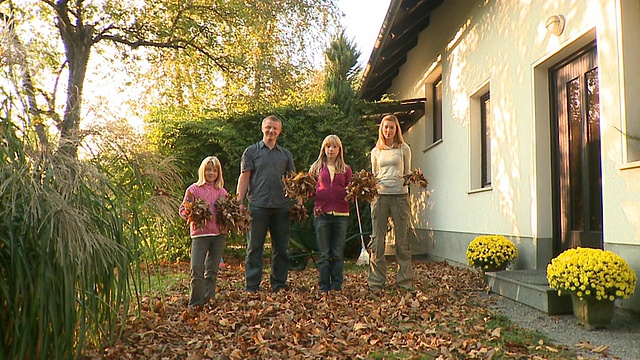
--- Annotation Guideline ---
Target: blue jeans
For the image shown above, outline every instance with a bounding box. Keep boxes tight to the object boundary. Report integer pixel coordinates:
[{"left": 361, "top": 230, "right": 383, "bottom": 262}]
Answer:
[
  {"left": 189, "top": 235, "right": 226, "bottom": 307},
  {"left": 314, "top": 214, "right": 349, "bottom": 291},
  {"left": 244, "top": 205, "right": 290, "bottom": 291}
]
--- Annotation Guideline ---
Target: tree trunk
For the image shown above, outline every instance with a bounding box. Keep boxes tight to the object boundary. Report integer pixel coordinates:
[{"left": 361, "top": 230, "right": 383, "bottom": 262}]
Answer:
[{"left": 54, "top": 3, "right": 94, "bottom": 159}]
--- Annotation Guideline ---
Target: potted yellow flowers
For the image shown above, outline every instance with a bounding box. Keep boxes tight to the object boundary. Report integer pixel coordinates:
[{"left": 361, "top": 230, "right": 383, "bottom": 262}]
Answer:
[
  {"left": 466, "top": 235, "right": 518, "bottom": 272},
  {"left": 546, "top": 247, "right": 638, "bottom": 330}
]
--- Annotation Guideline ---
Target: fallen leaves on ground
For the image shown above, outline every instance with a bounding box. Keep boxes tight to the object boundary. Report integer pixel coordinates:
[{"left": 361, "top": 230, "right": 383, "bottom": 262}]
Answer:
[{"left": 84, "top": 259, "right": 576, "bottom": 359}]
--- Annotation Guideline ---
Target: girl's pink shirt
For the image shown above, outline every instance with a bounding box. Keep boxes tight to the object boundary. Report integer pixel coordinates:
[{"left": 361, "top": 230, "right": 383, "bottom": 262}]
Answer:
[{"left": 179, "top": 182, "right": 228, "bottom": 237}]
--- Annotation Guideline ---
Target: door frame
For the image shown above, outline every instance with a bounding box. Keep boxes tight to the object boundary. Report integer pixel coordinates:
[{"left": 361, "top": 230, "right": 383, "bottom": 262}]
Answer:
[{"left": 549, "top": 41, "right": 603, "bottom": 256}]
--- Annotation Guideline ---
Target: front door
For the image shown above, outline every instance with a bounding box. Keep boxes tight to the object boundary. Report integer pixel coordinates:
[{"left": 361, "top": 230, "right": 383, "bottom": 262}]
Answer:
[{"left": 550, "top": 43, "right": 603, "bottom": 255}]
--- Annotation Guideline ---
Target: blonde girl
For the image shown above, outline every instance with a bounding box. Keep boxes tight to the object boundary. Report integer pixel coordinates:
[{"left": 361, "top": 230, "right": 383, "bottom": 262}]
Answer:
[
  {"left": 309, "top": 135, "right": 353, "bottom": 291},
  {"left": 179, "top": 156, "right": 228, "bottom": 309}
]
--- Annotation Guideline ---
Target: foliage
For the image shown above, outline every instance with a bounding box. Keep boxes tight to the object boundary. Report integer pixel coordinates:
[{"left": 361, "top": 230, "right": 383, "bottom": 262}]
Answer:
[
  {"left": 1, "top": 0, "right": 340, "bottom": 157},
  {"left": 323, "top": 30, "right": 363, "bottom": 117},
  {"left": 146, "top": 103, "right": 378, "bottom": 194},
  {"left": 466, "top": 235, "right": 518, "bottom": 271},
  {"left": 82, "top": 259, "right": 576, "bottom": 359},
  {"left": 0, "top": 111, "right": 183, "bottom": 358},
  {"left": 546, "top": 247, "right": 638, "bottom": 301}
]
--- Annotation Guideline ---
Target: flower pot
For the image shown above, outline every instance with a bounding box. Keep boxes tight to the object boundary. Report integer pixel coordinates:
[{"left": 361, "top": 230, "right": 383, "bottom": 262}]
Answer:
[
  {"left": 483, "top": 263, "right": 508, "bottom": 273},
  {"left": 571, "top": 293, "right": 615, "bottom": 330}
]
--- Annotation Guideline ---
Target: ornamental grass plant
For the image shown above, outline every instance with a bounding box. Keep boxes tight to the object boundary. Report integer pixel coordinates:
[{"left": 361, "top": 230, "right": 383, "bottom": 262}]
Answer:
[
  {"left": 466, "top": 235, "right": 518, "bottom": 271},
  {"left": 546, "top": 247, "right": 638, "bottom": 301}
]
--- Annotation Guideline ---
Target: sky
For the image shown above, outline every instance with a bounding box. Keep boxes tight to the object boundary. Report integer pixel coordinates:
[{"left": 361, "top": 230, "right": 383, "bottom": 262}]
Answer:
[{"left": 337, "top": 0, "right": 391, "bottom": 67}]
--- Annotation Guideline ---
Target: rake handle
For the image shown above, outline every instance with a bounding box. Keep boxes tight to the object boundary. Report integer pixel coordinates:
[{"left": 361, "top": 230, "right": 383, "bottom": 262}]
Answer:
[{"left": 355, "top": 199, "right": 367, "bottom": 249}]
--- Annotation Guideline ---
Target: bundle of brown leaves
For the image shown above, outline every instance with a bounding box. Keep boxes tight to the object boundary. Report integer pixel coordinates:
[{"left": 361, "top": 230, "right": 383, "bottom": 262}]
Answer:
[
  {"left": 289, "top": 203, "right": 309, "bottom": 222},
  {"left": 403, "top": 168, "right": 429, "bottom": 188},
  {"left": 183, "top": 197, "right": 213, "bottom": 229},
  {"left": 283, "top": 171, "right": 317, "bottom": 201},
  {"left": 215, "top": 194, "right": 252, "bottom": 234},
  {"left": 345, "top": 169, "right": 378, "bottom": 202}
]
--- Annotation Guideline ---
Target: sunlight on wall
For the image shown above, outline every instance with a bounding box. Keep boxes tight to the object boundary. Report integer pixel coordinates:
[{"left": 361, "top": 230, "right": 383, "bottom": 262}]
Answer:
[
  {"left": 622, "top": 202, "right": 640, "bottom": 243},
  {"left": 448, "top": 23, "right": 477, "bottom": 127},
  {"left": 410, "top": 188, "right": 432, "bottom": 229},
  {"left": 492, "top": 99, "right": 522, "bottom": 238}
]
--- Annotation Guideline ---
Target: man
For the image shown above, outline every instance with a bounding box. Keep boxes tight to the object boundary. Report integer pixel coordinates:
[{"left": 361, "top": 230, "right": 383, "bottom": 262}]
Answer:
[{"left": 237, "top": 115, "right": 295, "bottom": 292}]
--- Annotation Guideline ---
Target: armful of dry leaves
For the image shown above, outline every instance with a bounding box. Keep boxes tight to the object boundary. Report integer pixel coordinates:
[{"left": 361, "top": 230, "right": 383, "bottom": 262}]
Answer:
[
  {"left": 215, "top": 194, "right": 252, "bottom": 234},
  {"left": 345, "top": 170, "right": 378, "bottom": 203},
  {"left": 182, "top": 197, "right": 213, "bottom": 230},
  {"left": 282, "top": 171, "right": 317, "bottom": 201},
  {"left": 403, "top": 168, "right": 429, "bottom": 188},
  {"left": 289, "top": 203, "right": 309, "bottom": 222}
]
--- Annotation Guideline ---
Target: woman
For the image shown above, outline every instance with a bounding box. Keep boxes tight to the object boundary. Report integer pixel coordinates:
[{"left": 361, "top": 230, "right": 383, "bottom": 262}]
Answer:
[{"left": 368, "top": 115, "right": 414, "bottom": 291}]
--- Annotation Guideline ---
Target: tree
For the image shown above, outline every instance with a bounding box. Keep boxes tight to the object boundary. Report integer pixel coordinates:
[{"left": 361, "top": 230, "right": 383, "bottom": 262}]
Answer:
[
  {"left": 323, "top": 30, "right": 362, "bottom": 117},
  {"left": 1, "top": 0, "right": 339, "bottom": 158}
]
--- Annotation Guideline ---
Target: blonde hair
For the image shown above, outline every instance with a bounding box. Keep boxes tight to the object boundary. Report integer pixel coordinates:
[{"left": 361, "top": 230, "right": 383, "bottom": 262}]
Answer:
[
  {"left": 375, "top": 114, "right": 405, "bottom": 149},
  {"left": 196, "top": 156, "right": 224, "bottom": 188},
  {"left": 309, "top": 135, "right": 347, "bottom": 175}
]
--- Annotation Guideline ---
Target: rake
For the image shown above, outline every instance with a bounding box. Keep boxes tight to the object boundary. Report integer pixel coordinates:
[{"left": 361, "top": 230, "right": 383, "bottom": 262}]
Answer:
[{"left": 354, "top": 199, "right": 370, "bottom": 266}]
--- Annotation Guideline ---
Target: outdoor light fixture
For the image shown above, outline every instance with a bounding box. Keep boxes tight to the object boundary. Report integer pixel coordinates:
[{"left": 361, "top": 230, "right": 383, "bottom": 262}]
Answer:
[{"left": 546, "top": 15, "right": 565, "bottom": 36}]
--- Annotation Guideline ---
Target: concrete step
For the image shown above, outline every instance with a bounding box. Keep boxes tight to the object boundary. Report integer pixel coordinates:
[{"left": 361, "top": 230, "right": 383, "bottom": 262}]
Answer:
[{"left": 485, "top": 269, "right": 573, "bottom": 315}]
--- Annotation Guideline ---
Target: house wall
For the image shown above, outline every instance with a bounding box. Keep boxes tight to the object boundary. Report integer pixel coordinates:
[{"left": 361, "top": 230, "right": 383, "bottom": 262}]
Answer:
[{"left": 385, "top": 0, "right": 640, "bottom": 311}]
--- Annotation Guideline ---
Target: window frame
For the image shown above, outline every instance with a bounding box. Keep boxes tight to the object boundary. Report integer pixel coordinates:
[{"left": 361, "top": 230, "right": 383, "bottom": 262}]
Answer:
[{"left": 480, "top": 92, "right": 491, "bottom": 188}]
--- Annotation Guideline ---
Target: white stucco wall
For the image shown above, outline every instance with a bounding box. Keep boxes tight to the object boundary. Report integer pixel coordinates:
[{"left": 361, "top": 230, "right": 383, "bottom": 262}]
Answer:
[{"left": 388, "top": 0, "right": 639, "bottom": 247}]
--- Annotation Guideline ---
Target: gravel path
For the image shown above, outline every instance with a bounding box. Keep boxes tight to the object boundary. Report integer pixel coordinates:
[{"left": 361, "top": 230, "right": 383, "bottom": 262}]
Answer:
[{"left": 488, "top": 294, "right": 640, "bottom": 360}]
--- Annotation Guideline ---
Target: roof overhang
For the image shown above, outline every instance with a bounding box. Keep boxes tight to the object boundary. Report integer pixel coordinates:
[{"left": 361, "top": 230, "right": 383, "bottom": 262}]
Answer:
[
  {"left": 364, "top": 98, "right": 426, "bottom": 133},
  {"left": 361, "top": 0, "right": 445, "bottom": 101}
]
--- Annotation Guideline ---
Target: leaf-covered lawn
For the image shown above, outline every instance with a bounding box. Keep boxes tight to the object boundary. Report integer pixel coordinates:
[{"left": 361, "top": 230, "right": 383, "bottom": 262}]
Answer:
[{"left": 84, "top": 258, "right": 577, "bottom": 359}]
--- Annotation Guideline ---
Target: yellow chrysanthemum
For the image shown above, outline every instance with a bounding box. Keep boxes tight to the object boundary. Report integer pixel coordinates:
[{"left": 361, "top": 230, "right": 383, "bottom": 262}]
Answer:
[
  {"left": 546, "top": 247, "right": 637, "bottom": 301},
  {"left": 466, "top": 235, "right": 518, "bottom": 270}
]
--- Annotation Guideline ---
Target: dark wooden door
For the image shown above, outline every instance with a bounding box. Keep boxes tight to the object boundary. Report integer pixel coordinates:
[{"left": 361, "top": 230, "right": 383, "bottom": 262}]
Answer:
[{"left": 550, "top": 43, "right": 603, "bottom": 254}]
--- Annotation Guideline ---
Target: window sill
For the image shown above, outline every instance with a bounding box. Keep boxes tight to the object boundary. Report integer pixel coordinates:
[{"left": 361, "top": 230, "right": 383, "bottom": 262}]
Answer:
[
  {"left": 618, "top": 160, "right": 640, "bottom": 170},
  {"left": 468, "top": 187, "right": 492, "bottom": 195},
  {"left": 422, "top": 139, "right": 443, "bottom": 153}
]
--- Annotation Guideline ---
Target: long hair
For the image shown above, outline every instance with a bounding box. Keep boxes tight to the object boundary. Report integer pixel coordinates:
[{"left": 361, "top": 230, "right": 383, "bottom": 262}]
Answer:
[
  {"left": 309, "top": 134, "right": 347, "bottom": 175},
  {"left": 375, "top": 114, "right": 405, "bottom": 149},
  {"left": 196, "top": 156, "right": 224, "bottom": 188}
]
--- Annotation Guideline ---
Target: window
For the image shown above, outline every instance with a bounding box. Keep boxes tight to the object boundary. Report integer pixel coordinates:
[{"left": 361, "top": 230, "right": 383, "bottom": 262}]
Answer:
[
  {"left": 433, "top": 75, "right": 443, "bottom": 142},
  {"left": 480, "top": 92, "right": 491, "bottom": 187},
  {"left": 469, "top": 82, "right": 491, "bottom": 191}
]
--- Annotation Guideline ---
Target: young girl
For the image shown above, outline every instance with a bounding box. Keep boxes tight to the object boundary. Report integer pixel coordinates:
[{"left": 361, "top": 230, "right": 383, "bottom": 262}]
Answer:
[
  {"left": 309, "top": 135, "right": 353, "bottom": 292},
  {"left": 179, "top": 156, "right": 228, "bottom": 309},
  {"left": 369, "top": 115, "right": 414, "bottom": 291}
]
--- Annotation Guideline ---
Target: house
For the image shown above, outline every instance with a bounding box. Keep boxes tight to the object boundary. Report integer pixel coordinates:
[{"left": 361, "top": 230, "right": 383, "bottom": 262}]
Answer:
[{"left": 361, "top": 0, "right": 640, "bottom": 312}]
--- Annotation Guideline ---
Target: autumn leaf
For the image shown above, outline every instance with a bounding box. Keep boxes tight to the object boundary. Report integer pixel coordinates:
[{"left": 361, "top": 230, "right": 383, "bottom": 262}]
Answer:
[
  {"left": 402, "top": 168, "right": 429, "bottom": 188},
  {"left": 283, "top": 171, "right": 317, "bottom": 201},
  {"left": 215, "top": 194, "right": 252, "bottom": 234},
  {"left": 183, "top": 196, "right": 213, "bottom": 229},
  {"left": 345, "top": 169, "right": 378, "bottom": 202},
  {"left": 82, "top": 259, "right": 580, "bottom": 359}
]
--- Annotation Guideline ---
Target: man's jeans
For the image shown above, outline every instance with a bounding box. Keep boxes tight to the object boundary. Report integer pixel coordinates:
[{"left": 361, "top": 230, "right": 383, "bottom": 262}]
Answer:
[
  {"left": 314, "top": 214, "right": 349, "bottom": 291},
  {"left": 189, "top": 235, "right": 226, "bottom": 307},
  {"left": 244, "top": 205, "right": 290, "bottom": 292}
]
